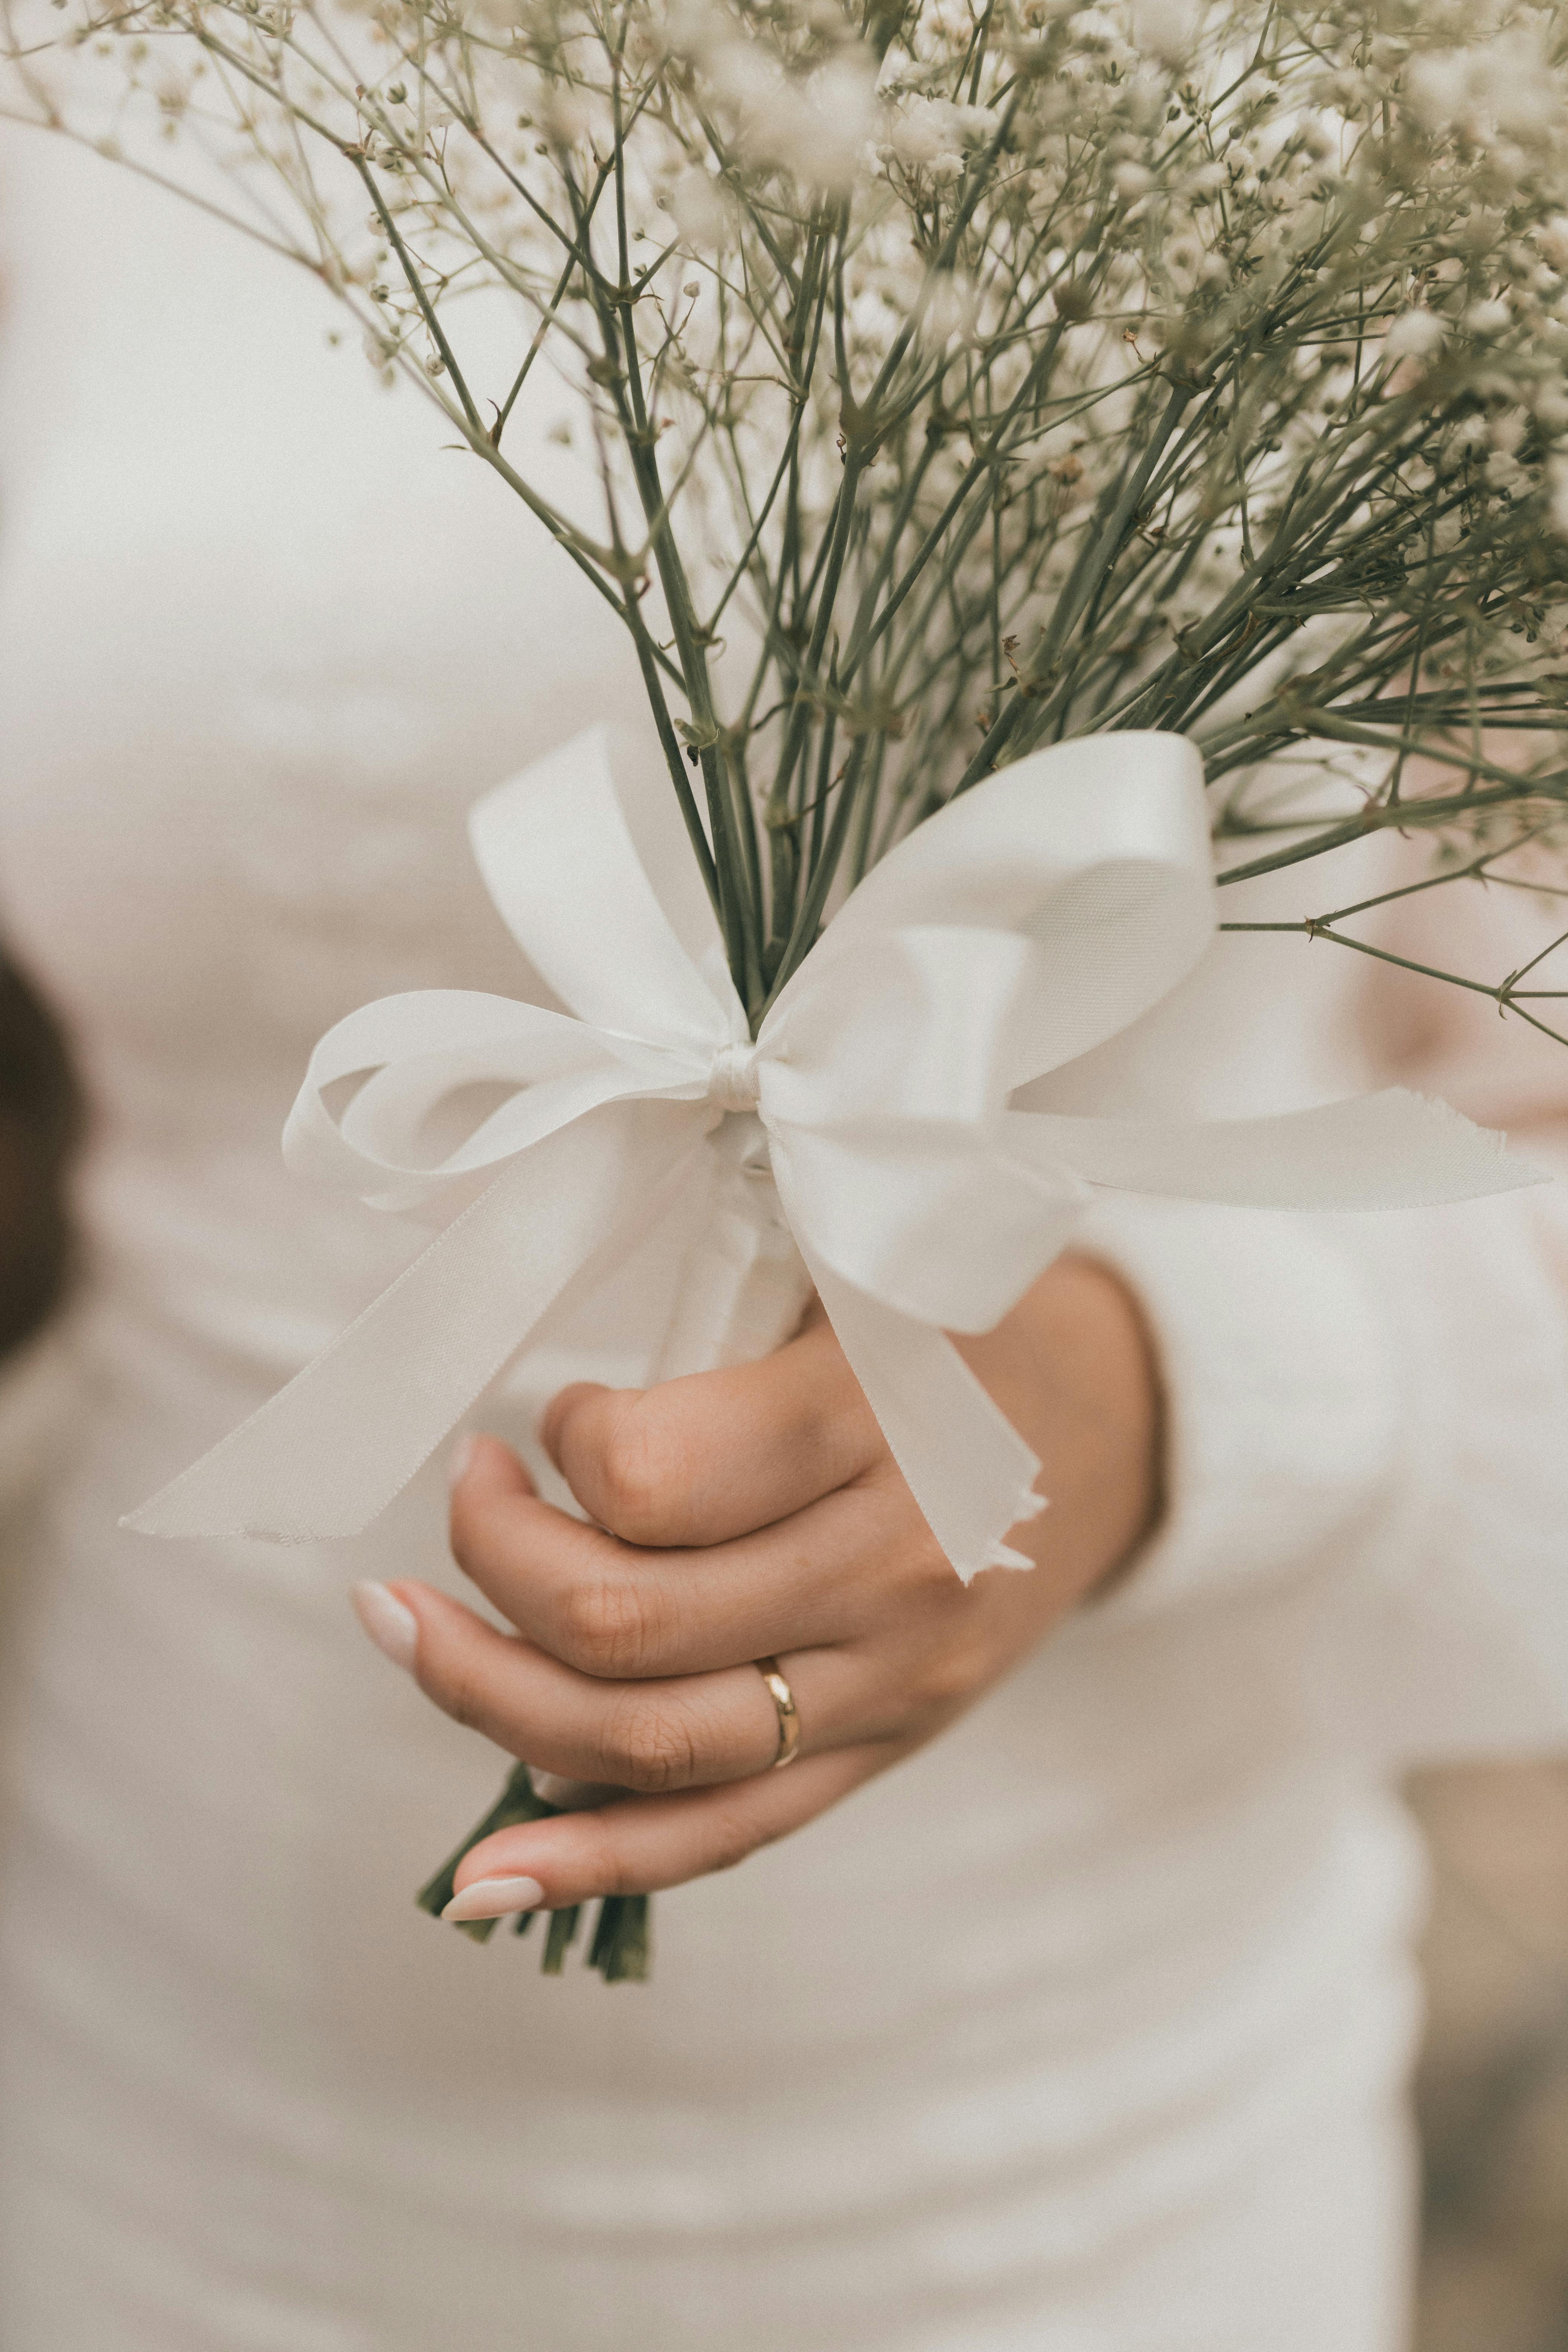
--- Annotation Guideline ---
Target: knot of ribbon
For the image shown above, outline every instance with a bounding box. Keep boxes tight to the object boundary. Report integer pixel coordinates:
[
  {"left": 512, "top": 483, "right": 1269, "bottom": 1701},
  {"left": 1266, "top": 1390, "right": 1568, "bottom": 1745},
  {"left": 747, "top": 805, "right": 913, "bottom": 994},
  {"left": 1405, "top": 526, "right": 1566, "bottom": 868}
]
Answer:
[
  {"left": 126, "top": 726, "right": 1538, "bottom": 1579},
  {"left": 707, "top": 1041, "right": 761, "bottom": 1116}
]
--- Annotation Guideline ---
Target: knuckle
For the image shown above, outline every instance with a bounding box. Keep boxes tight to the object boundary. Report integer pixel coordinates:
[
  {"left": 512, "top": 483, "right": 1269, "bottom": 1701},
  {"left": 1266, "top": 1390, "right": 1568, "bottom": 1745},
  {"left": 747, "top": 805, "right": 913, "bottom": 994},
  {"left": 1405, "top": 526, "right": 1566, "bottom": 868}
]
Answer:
[
  {"left": 557, "top": 1575, "right": 654, "bottom": 1679},
  {"left": 589, "top": 1412, "right": 689, "bottom": 1545},
  {"left": 600, "top": 1691, "right": 703, "bottom": 1794},
  {"left": 908, "top": 1632, "right": 989, "bottom": 1719}
]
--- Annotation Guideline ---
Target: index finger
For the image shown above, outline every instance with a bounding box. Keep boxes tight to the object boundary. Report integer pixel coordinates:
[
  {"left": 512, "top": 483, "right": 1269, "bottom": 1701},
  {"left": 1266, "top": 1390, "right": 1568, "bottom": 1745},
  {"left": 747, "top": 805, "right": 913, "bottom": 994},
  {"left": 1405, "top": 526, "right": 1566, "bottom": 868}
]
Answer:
[
  {"left": 539, "top": 1307, "right": 882, "bottom": 1550},
  {"left": 448, "top": 1434, "right": 915, "bottom": 1679}
]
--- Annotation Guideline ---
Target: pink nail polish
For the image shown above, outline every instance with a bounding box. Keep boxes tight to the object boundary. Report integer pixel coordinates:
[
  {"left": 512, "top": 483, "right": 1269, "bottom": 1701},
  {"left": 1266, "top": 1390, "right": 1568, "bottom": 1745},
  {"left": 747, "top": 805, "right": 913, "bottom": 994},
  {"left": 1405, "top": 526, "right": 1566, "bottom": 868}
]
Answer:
[
  {"left": 442, "top": 1874, "right": 545, "bottom": 1923},
  {"left": 350, "top": 1580, "right": 417, "bottom": 1672}
]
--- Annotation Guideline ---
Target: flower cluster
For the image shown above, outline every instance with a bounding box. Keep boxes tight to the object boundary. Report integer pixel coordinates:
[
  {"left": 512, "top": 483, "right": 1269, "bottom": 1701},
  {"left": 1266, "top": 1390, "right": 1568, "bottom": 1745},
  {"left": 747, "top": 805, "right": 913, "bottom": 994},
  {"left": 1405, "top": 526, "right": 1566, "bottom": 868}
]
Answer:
[{"left": 5, "top": 0, "right": 1568, "bottom": 1035}]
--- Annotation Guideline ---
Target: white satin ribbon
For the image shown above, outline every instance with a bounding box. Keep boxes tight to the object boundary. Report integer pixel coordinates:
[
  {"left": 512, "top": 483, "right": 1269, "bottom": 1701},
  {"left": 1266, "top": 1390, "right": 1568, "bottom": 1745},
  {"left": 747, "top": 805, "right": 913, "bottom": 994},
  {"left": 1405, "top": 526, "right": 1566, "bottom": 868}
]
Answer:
[{"left": 126, "top": 727, "right": 1540, "bottom": 1579}]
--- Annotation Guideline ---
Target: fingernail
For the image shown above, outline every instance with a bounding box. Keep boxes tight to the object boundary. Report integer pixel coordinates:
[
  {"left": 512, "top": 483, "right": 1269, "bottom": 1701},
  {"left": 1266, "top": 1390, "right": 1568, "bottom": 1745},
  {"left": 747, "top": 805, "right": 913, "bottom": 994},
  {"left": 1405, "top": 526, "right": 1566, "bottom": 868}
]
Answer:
[
  {"left": 350, "top": 1580, "right": 417, "bottom": 1672},
  {"left": 441, "top": 1874, "right": 545, "bottom": 1923},
  {"left": 448, "top": 1432, "right": 479, "bottom": 1488},
  {"left": 530, "top": 1770, "right": 620, "bottom": 1810}
]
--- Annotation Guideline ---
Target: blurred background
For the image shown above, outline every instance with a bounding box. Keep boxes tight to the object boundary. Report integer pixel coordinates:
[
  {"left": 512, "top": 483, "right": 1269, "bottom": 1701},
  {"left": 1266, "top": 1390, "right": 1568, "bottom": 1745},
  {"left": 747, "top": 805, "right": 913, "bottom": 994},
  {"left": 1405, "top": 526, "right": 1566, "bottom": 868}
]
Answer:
[
  {"left": 1413, "top": 1761, "right": 1568, "bottom": 2352},
  {"left": 0, "top": 948, "right": 78, "bottom": 1519},
  {"left": 0, "top": 951, "right": 1563, "bottom": 2344}
]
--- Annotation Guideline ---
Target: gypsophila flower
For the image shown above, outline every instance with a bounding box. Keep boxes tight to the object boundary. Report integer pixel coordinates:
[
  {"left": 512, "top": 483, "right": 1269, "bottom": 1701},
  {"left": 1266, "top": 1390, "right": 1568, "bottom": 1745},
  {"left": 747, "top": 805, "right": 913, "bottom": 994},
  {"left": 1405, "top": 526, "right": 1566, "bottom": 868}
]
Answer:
[
  {"left": 1130, "top": 0, "right": 1200, "bottom": 65},
  {"left": 1387, "top": 308, "right": 1446, "bottom": 360}
]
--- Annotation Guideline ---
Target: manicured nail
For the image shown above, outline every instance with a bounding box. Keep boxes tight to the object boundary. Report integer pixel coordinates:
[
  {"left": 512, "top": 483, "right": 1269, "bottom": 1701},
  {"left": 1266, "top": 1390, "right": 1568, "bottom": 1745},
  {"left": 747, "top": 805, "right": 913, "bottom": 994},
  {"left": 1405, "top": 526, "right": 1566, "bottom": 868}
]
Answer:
[
  {"left": 350, "top": 1580, "right": 417, "bottom": 1672},
  {"left": 448, "top": 1432, "right": 479, "bottom": 1488},
  {"left": 530, "top": 1770, "right": 619, "bottom": 1810},
  {"left": 442, "top": 1874, "right": 545, "bottom": 1923}
]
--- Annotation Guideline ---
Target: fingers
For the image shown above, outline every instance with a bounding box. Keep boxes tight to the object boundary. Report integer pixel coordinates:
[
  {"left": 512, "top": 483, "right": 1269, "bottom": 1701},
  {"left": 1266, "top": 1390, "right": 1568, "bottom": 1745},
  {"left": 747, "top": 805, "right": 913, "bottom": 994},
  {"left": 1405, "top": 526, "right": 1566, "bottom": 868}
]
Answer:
[
  {"left": 449, "top": 1434, "right": 911, "bottom": 1678},
  {"left": 444, "top": 1743, "right": 888, "bottom": 1911},
  {"left": 387, "top": 1579, "right": 868, "bottom": 1793},
  {"left": 538, "top": 1310, "right": 882, "bottom": 1549}
]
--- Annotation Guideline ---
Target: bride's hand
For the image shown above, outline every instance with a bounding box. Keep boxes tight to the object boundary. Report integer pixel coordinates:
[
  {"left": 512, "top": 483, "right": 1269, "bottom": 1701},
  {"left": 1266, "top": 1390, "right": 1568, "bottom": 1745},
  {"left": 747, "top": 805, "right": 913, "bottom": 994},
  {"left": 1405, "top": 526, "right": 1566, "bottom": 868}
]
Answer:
[{"left": 352, "top": 1259, "right": 1161, "bottom": 1923}]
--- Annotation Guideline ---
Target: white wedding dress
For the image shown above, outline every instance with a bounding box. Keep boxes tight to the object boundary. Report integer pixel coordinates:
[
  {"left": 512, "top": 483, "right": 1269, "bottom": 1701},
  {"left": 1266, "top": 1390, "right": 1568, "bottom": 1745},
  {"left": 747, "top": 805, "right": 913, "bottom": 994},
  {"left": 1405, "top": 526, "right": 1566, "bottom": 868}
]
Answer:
[{"left": 2, "top": 134, "right": 1567, "bottom": 2352}]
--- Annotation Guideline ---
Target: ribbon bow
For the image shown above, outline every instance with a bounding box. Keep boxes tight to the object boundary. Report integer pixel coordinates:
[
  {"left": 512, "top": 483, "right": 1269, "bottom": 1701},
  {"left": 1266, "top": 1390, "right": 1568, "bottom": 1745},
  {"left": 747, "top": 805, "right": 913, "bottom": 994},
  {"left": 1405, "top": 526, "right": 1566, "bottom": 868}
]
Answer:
[{"left": 128, "top": 727, "right": 1535, "bottom": 1578}]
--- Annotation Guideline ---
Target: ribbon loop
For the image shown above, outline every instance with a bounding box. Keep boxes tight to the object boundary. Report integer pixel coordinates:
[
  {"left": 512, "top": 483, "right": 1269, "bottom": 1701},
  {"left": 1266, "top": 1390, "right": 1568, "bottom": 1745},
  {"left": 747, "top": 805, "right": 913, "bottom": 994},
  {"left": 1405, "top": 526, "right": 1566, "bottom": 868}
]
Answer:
[
  {"left": 470, "top": 726, "right": 744, "bottom": 1053},
  {"left": 127, "top": 727, "right": 1544, "bottom": 1579}
]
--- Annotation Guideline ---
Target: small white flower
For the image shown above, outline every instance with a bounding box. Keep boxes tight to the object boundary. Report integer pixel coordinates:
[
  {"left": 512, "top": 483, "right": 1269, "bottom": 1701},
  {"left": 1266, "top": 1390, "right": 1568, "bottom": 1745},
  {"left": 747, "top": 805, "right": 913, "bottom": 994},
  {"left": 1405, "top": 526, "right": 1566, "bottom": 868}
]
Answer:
[
  {"left": 1464, "top": 298, "right": 1512, "bottom": 338},
  {"left": 886, "top": 94, "right": 995, "bottom": 172},
  {"left": 1113, "top": 161, "right": 1154, "bottom": 198},
  {"left": 1548, "top": 456, "right": 1568, "bottom": 537},
  {"left": 1070, "top": 10, "right": 1120, "bottom": 47},
  {"left": 953, "top": 104, "right": 1001, "bottom": 144},
  {"left": 1386, "top": 308, "right": 1445, "bottom": 360},
  {"left": 1130, "top": 0, "right": 1201, "bottom": 66},
  {"left": 1404, "top": 51, "right": 1467, "bottom": 133},
  {"left": 1406, "top": 29, "right": 1562, "bottom": 147}
]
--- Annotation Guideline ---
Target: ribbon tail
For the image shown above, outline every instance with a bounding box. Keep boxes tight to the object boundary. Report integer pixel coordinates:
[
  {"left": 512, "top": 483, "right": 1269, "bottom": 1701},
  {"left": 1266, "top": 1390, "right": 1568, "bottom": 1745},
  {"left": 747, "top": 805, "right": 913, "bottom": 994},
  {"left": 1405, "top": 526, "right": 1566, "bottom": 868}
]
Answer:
[
  {"left": 1014, "top": 1089, "right": 1548, "bottom": 1210},
  {"left": 802, "top": 1244, "right": 1044, "bottom": 1584},
  {"left": 124, "top": 1103, "right": 707, "bottom": 1542},
  {"left": 652, "top": 1122, "right": 814, "bottom": 1383}
]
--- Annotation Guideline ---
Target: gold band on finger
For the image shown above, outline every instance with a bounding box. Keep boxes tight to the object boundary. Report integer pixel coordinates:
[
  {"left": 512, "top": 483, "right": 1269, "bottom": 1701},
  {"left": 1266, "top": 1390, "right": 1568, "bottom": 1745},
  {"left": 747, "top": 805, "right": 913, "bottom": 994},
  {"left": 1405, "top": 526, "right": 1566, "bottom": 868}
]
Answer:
[{"left": 753, "top": 1657, "right": 801, "bottom": 1770}]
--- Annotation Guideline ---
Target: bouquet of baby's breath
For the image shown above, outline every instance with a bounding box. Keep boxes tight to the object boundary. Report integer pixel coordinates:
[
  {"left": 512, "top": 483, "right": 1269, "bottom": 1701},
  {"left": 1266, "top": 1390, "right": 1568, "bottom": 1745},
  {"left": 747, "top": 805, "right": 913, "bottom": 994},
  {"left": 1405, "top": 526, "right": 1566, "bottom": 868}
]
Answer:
[
  {"left": 9, "top": 0, "right": 1568, "bottom": 1023},
  {"left": 10, "top": 0, "right": 1568, "bottom": 1973}
]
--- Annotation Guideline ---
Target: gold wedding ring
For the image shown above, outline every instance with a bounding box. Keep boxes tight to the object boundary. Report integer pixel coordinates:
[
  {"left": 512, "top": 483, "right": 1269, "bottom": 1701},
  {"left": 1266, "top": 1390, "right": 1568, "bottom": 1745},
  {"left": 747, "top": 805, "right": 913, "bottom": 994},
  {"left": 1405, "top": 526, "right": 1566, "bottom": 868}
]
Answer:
[{"left": 753, "top": 1657, "right": 801, "bottom": 1770}]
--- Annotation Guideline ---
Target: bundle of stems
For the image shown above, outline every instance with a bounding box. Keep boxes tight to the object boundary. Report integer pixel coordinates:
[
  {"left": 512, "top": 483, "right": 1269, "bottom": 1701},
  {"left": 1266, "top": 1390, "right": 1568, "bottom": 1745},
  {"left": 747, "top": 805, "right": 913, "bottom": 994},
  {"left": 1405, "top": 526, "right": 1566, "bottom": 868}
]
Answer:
[{"left": 416, "top": 1764, "right": 650, "bottom": 1979}]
